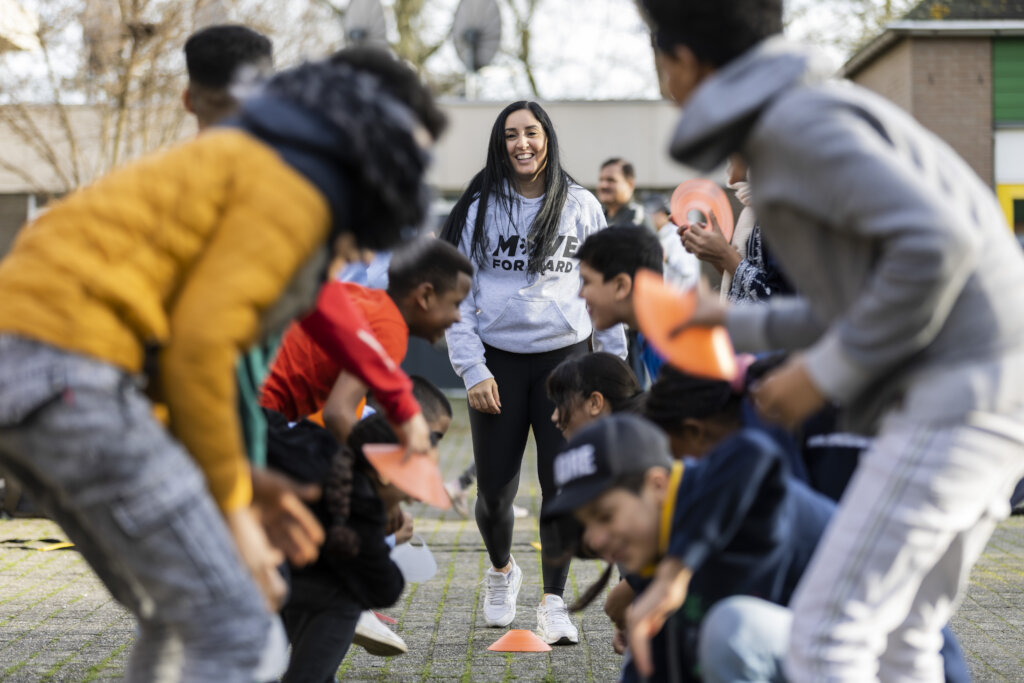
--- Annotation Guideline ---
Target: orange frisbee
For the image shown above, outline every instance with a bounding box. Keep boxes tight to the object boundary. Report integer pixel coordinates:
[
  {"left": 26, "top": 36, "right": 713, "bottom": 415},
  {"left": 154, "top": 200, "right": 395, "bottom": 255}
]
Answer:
[
  {"left": 362, "top": 444, "right": 451, "bottom": 510},
  {"left": 488, "top": 629, "right": 553, "bottom": 652},
  {"left": 633, "top": 269, "right": 738, "bottom": 382},
  {"left": 670, "top": 178, "right": 734, "bottom": 242}
]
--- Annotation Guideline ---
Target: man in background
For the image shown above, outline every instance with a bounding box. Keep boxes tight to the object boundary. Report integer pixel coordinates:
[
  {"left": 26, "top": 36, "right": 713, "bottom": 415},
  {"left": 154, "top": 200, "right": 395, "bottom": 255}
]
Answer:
[{"left": 597, "top": 157, "right": 654, "bottom": 231}]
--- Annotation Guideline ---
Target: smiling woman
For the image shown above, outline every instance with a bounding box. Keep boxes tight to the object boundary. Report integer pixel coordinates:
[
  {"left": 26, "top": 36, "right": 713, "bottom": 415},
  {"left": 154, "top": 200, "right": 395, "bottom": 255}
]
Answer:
[{"left": 439, "top": 100, "right": 628, "bottom": 646}]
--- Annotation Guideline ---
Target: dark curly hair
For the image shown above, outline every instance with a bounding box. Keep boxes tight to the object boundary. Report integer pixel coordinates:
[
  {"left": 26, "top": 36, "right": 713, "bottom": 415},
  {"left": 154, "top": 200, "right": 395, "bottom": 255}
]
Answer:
[{"left": 637, "top": 0, "right": 783, "bottom": 67}]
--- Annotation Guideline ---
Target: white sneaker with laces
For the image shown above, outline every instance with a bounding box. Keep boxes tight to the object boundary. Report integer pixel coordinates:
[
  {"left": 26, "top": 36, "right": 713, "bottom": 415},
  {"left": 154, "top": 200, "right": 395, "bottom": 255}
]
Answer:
[
  {"left": 536, "top": 595, "right": 579, "bottom": 645},
  {"left": 352, "top": 610, "right": 408, "bottom": 656},
  {"left": 483, "top": 557, "right": 523, "bottom": 627}
]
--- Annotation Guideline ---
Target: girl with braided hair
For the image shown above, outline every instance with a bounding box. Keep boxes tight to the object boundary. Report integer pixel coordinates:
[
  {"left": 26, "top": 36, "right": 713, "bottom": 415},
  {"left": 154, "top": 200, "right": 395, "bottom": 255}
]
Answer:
[{"left": 267, "top": 411, "right": 428, "bottom": 682}]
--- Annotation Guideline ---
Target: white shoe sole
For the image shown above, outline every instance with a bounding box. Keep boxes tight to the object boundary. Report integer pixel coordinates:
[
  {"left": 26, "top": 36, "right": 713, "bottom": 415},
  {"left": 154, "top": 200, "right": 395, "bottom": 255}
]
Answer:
[{"left": 484, "top": 568, "right": 523, "bottom": 628}]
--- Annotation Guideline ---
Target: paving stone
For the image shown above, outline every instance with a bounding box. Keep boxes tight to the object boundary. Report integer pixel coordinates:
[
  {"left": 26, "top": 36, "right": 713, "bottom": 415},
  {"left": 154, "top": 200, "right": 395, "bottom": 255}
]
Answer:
[{"left": 0, "top": 400, "right": 1020, "bottom": 681}]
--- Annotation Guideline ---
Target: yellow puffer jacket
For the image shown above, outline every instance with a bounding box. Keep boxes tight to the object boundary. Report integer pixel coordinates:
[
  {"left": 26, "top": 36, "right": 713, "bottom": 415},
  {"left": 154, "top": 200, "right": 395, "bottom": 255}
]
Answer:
[{"left": 0, "top": 129, "right": 330, "bottom": 512}]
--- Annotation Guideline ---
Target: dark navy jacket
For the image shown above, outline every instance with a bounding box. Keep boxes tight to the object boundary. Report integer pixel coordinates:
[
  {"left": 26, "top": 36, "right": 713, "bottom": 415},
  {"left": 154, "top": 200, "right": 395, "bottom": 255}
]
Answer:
[
  {"left": 621, "top": 428, "right": 969, "bottom": 683},
  {"left": 622, "top": 429, "right": 833, "bottom": 682}
]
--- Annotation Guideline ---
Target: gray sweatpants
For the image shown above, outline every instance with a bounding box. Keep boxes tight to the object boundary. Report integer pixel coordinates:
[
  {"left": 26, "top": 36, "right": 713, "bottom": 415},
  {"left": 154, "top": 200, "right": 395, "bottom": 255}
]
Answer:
[
  {"left": 786, "top": 351, "right": 1024, "bottom": 682},
  {"left": 0, "top": 335, "right": 271, "bottom": 683}
]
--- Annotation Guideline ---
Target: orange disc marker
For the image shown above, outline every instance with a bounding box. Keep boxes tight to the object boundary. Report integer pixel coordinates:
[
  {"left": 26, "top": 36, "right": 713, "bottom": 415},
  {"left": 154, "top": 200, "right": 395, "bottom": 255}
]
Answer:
[
  {"left": 670, "top": 178, "right": 734, "bottom": 243},
  {"left": 362, "top": 444, "right": 452, "bottom": 510},
  {"left": 633, "top": 269, "right": 738, "bottom": 382},
  {"left": 487, "top": 629, "right": 553, "bottom": 652}
]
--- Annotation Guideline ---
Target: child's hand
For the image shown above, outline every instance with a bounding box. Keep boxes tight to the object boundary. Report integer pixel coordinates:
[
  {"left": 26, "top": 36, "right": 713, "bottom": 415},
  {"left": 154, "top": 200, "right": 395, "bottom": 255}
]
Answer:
[
  {"left": 251, "top": 468, "right": 325, "bottom": 567},
  {"left": 668, "top": 290, "right": 728, "bottom": 339},
  {"left": 604, "top": 579, "right": 635, "bottom": 628},
  {"left": 612, "top": 625, "right": 628, "bottom": 655},
  {"left": 750, "top": 355, "right": 826, "bottom": 428},
  {"left": 393, "top": 412, "right": 433, "bottom": 462},
  {"left": 394, "top": 510, "right": 414, "bottom": 545},
  {"left": 225, "top": 506, "right": 288, "bottom": 612},
  {"left": 626, "top": 557, "right": 692, "bottom": 678}
]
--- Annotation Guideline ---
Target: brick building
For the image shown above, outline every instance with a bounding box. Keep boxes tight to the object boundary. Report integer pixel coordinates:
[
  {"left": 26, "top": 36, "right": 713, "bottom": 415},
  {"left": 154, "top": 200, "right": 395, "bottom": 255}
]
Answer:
[{"left": 842, "top": 0, "right": 1024, "bottom": 237}]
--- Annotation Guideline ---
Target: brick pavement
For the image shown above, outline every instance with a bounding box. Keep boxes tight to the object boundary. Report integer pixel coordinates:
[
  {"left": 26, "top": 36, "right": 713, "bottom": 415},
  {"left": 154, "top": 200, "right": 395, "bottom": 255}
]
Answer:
[{"left": 0, "top": 399, "right": 1019, "bottom": 681}]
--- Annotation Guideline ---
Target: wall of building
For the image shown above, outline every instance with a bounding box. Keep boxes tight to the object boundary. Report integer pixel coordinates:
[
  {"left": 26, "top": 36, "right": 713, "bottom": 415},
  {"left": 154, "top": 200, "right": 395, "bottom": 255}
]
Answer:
[
  {"left": 850, "top": 36, "right": 994, "bottom": 188},
  {"left": 0, "top": 193, "right": 27, "bottom": 257},
  {"left": 428, "top": 99, "right": 699, "bottom": 194},
  {"left": 910, "top": 37, "right": 994, "bottom": 187},
  {"left": 854, "top": 39, "right": 914, "bottom": 112}
]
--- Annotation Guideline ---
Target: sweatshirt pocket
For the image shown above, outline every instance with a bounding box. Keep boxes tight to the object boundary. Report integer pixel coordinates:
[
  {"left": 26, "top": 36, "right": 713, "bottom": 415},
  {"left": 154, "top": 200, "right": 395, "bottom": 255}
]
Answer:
[{"left": 480, "top": 296, "right": 578, "bottom": 347}]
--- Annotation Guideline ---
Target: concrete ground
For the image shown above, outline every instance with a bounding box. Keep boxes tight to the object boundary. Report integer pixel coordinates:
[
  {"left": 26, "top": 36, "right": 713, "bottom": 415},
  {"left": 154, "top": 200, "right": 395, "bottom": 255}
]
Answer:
[{"left": 0, "top": 399, "right": 1020, "bottom": 681}]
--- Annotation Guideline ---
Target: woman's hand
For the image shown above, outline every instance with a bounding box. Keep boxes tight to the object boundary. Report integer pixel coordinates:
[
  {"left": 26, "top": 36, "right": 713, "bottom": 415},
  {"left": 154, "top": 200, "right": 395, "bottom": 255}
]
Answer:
[
  {"left": 468, "top": 378, "right": 501, "bottom": 414},
  {"left": 678, "top": 211, "right": 741, "bottom": 275},
  {"left": 626, "top": 557, "right": 692, "bottom": 677}
]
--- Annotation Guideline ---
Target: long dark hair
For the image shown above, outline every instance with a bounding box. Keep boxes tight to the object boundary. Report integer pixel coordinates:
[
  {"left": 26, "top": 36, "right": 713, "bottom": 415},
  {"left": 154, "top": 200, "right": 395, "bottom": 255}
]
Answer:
[
  {"left": 643, "top": 367, "right": 742, "bottom": 436},
  {"left": 546, "top": 352, "right": 645, "bottom": 431},
  {"left": 440, "top": 101, "right": 575, "bottom": 275}
]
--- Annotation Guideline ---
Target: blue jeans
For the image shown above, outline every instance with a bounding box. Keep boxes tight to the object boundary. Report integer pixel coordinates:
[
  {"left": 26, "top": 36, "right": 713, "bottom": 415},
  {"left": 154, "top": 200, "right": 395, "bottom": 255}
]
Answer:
[
  {"left": 700, "top": 596, "right": 970, "bottom": 683},
  {"left": 0, "top": 336, "right": 272, "bottom": 683},
  {"left": 699, "top": 596, "right": 790, "bottom": 683}
]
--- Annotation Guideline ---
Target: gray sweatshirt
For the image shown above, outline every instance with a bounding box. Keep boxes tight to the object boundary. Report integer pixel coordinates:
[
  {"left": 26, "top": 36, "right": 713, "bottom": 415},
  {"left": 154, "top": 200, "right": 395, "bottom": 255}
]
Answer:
[
  {"left": 669, "top": 37, "right": 1024, "bottom": 431},
  {"left": 445, "top": 184, "right": 628, "bottom": 390}
]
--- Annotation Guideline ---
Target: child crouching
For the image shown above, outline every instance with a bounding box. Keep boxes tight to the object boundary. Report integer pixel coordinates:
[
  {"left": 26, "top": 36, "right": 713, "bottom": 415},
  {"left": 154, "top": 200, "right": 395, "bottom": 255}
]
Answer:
[
  {"left": 266, "top": 412, "right": 418, "bottom": 682},
  {"left": 543, "top": 414, "right": 832, "bottom": 682}
]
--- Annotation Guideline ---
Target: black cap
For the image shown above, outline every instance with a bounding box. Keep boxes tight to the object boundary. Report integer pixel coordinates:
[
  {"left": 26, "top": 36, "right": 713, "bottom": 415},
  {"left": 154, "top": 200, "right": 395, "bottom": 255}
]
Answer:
[{"left": 541, "top": 414, "right": 673, "bottom": 520}]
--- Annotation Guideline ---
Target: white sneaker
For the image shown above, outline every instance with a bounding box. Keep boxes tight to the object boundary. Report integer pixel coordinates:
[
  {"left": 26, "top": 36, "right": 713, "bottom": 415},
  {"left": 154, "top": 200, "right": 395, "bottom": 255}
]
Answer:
[
  {"left": 352, "top": 610, "right": 408, "bottom": 656},
  {"left": 445, "top": 479, "right": 470, "bottom": 518},
  {"left": 483, "top": 557, "right": 523, "bottom": 627},
  {"left": 536, "top": 595, "right": 579, "bottom": 645}
]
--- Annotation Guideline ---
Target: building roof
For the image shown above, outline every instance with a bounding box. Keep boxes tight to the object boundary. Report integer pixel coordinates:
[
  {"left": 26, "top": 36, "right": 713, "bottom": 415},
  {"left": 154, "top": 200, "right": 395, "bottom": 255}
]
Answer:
[
  {"left": 843, "top": 1, "right": 1024, "bottom": 77},
  {"left": 905, "top": 0, "right": 1024, "bottom": 21}
]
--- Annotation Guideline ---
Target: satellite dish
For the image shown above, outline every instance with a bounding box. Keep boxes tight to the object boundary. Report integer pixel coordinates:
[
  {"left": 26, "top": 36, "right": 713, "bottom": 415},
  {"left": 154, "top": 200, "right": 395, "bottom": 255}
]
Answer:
[
  {"left": 343, "top": 0, "right": 388, "bottom": 47},
  {"left": 453, "top": 0, "right": 502, "bottom": 72}
]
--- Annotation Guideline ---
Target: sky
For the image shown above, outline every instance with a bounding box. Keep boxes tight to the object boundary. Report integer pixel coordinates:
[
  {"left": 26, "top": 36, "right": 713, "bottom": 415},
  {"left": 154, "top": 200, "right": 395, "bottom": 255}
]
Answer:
[
  {"left": 1, "top": 0, "right": 869, "bottom": 104},
  {"left": 417, "top": 0, "right": 852, "bottom": 101}
]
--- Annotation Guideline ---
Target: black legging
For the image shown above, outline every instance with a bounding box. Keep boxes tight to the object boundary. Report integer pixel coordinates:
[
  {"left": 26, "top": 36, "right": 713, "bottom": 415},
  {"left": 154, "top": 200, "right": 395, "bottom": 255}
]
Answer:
[{"left": 470, "top": 341, "right": 588, "bottom": 597}]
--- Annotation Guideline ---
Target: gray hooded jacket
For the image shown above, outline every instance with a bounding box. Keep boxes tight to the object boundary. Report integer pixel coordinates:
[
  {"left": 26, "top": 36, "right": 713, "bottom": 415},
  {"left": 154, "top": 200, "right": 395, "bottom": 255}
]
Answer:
[{"left": 670, "top": 37, "right": 1024, "bottom": 431}]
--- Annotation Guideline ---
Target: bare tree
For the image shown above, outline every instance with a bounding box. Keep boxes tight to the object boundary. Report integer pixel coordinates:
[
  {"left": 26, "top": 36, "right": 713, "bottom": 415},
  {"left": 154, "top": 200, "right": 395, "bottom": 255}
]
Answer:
[
  {"left": 315, "top": 0, "right": 452, "bottom": 84},
  {"left": 786, "top": 0, "right": 918, "bottom": 58},
  {"left": 0, "top": 0, "right": 210, "bottom": 194},
  {"left": 500, "top": 0, "right": 541, "bottom": 97},
  {"left": 0, "top": 0, "right": 342, "bottom": 196}
]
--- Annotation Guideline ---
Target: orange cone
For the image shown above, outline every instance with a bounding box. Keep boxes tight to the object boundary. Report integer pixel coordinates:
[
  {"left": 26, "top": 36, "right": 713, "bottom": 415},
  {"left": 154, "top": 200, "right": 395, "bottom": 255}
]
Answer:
[
  {"left": 487, "top": 629, "right": 553, "bottom": 652},
  {"left": 362, "top": 444, "right": 452, "bottom": 510},
  {"left": 633, "top": 269, "right": 738, "bottom": 382},
  {"left": 670, "top": 178, "right": 734, "bottom": 241}
]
